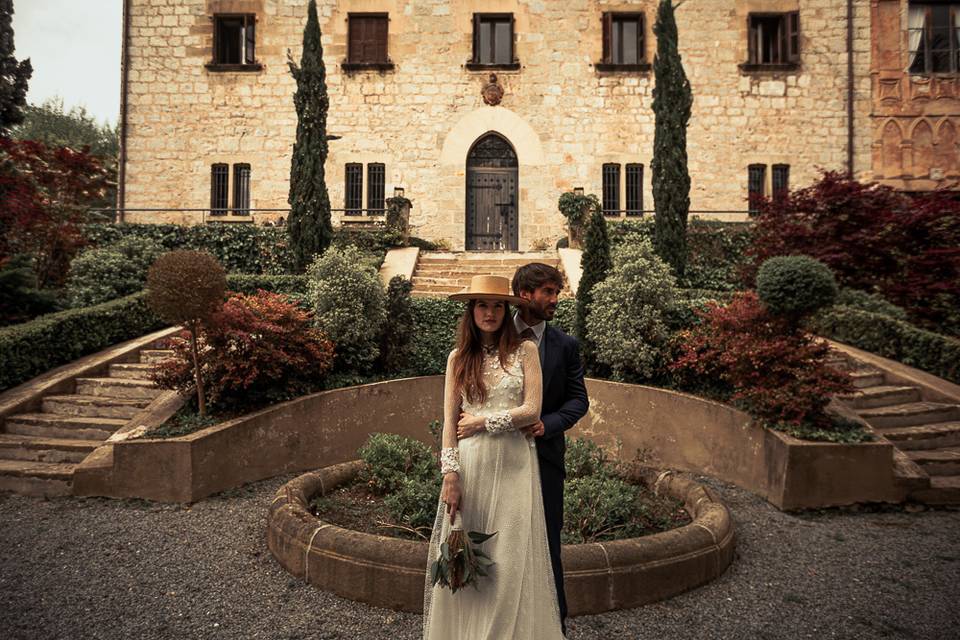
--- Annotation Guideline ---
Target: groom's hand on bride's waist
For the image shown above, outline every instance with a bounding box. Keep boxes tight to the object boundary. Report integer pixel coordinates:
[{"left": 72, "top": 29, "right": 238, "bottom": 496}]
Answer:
[{"left": 519, "top": 420, "right": 545, "bottom": 438}]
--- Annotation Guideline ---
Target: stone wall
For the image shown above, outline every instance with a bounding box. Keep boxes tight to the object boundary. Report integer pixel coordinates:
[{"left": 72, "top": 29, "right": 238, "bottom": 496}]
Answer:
[{"left": 123, "top": 0, "right": 875, "bottom": 249}]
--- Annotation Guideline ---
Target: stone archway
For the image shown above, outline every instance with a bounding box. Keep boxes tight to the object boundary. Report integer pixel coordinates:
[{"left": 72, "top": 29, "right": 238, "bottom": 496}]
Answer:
[{"left": 465, "top": 133, "right": 518, "bottom": 251}]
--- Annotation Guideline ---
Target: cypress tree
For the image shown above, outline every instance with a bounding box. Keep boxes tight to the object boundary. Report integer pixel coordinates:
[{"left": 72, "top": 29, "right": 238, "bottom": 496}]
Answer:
[
  {"left": 574, "top": 205, "right": 612, "bottom": 368},
  {"left": 0, "top": 0, "right": 32, "bottom": 134},
  {"left": 651, "top": 0, "right": 692, "bottom": 277},
  {"left": 287, "top": 0, "right": 333, "bottom": 272}
]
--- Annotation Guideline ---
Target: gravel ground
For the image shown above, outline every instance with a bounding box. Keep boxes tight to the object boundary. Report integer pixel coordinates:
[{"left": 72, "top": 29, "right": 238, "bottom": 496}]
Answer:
[{"left": 1, "top": 473, "right": 958, "bottom": 640}]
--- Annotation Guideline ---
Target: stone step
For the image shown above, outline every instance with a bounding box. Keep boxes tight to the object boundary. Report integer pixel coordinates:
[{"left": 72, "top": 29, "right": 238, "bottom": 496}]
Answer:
[
  {"left": 413, "top": 284, "right": 468, "bottom": 293},
  {"left": 0, "top": 434, "right": 101, "bottom": 464},
  {"left": 880, "top": 421, "right": 960, "bottom": 451},
  {"left": 857, "top": 402, "right": 960, "bottom": 429},
  {"left": 910, "top": 475, "right": 960, "bottom": 505},
  {"left": 906, "top": 448, "right": 960, "bottom": 476},
  {"left": 41, "top": 395, "right": 150, "bottom": 419},
  {"left": 75, "top": 376, "right": 163, "bottom": 401},
  {"left": 840, "top": 385, "right": 921, "bottom": 410},
  {"left": 0, "top": 459, "right": 74, "bottom": 497},
  {"left": 849, "top": 369, "right": 885, "bottom": 389},
  {"left": 4, "top": 413, "right": 127, "bottom": 440},
  {"left": 139, "top": 349, "right": 175, "bottom": 365},
  {"left": 108, "top": 363, "right": 156, "bottom": 380}
]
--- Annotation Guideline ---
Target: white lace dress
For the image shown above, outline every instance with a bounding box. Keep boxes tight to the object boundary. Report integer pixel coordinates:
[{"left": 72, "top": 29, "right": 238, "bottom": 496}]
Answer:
[{"left": 423, "top": 341, "right": 564, "bottom": 640}]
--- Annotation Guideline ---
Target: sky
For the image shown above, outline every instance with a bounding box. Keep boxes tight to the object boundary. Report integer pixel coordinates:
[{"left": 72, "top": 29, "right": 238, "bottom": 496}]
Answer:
[{"left": 12, "top": 0, "right": 122, "bottom": 126}]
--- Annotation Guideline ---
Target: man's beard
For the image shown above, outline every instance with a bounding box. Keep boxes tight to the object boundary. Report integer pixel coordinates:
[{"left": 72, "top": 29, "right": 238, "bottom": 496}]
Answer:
[{"left": 531, "top": 303, "right": 556, "bottom": 322}]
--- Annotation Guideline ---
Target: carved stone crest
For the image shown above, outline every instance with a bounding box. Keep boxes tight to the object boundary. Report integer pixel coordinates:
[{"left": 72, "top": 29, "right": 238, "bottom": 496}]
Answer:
[{"left": 481, "top": 73, "right": 504, "bottom": 106}]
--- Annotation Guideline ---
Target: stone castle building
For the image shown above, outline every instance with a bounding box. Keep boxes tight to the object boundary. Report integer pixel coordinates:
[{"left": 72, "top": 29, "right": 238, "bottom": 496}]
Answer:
[{"left": 118, "top": 0, "right": 958, "bottom": 251}]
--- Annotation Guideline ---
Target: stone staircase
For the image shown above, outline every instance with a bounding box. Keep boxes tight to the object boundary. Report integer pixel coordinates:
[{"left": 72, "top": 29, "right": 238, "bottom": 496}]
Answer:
[
  {"left": 411, "top": 252, "right": 562, "bottom": 297},
  {"left": 830, "top": 352, "right": 960, "bottom": 505},
  {"left": 0, "top": 348, "right": 174, "bottom": 497}
]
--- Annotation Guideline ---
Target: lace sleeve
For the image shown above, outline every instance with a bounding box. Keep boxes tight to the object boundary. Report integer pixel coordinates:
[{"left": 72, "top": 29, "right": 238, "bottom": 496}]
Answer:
[
  {"left": 484, "top": 341, "right": 542, "bottom": 433},
  {"left": 443, "top": 349, "right": 462, "bottom": 450}
]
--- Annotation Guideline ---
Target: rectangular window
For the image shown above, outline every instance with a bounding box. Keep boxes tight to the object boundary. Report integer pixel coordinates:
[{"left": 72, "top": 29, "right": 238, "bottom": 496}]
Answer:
[
  {"left": 603, "top": 13, "right": 645, "bottom": 65},
  {"left": 345, "top": 163, "right": 363, "bottom": 215},
  {"left": 772, "top": 164, "right": 790, "bottom": 203},
  {"left": 473, "top": 14, "right": 514, "bottom": 65},
  {"left": 748, "top": 164, "right": 767, "bottom": 215},
  {"left": 214, "top": 15, "right": 256, "bottom": 65},
  {"left": 626, "top": 164, "right": 644, "bottom": 216},
  {"left": 348, "top": 13, "right": 389, "bottom": 64},
  {"left": 747, "top": 12, "right": 800, "bottom": 65},
  {"left": 367, "top": 163, "right": 385, "bottom": 213},
  {"left": 602, "top": 164, "right": 621, "bottom": 215},
  {"left": 908, "top": 3, "right": 960, "bottom": 75},
  {"left": 210, "top": 163, "right": 229, "bottom": 215},
  {"left": 233, "top": 163, "right": 251, "bottom": 214}
]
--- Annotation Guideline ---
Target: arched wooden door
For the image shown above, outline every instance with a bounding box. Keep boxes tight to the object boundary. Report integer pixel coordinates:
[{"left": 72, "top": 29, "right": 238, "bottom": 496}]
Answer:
[{"left": 466, "top": 133, "right": 518, "bottom": 251}]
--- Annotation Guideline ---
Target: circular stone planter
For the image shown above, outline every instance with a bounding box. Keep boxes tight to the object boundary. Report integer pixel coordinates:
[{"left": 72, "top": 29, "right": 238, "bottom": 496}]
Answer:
[{"left": 267, "top": 461, "right": 735, "bottom": 615}]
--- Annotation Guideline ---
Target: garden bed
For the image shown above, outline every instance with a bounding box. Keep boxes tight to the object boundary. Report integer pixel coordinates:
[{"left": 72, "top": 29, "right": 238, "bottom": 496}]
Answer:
[{"left": 267, "top": 460, "right": 734, "bottom": 615}]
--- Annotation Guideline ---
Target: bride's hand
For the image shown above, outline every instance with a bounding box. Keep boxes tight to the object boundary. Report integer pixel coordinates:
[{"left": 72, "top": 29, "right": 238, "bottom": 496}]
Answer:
[
  {"left": 440, "top": 473, "right": 462, "bottom": 523},
  {"left": 457, "top": 412, "right": 485, "bottom": 439}
]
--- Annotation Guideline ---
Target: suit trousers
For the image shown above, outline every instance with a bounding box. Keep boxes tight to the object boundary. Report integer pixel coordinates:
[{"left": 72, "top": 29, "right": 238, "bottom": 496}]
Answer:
[{"left": 538, "top": 457, "right": 567, "bottom": 629}]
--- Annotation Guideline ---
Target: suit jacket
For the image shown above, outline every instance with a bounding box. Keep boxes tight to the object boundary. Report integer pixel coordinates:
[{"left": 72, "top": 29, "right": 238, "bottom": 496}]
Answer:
[{"left": 535, "top": 323, "right": 589, "bottom": 476}]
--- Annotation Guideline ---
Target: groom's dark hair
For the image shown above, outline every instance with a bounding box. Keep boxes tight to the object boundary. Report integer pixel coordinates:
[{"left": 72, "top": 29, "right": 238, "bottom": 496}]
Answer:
[{"left": 512, "top": 263, "right": 563, "bottom": 296}]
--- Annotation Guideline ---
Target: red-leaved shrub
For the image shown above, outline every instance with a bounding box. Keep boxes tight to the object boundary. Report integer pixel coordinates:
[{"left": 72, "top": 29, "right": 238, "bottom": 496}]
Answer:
[
  {"left": 746, "top": 171, "right": 960, "bottom": 336},
  {"left": 670, "top": 291, "right": 853, "bottom": 429},
  {"left": 151, "top": 290, "right": 335, "bottom": 410}
]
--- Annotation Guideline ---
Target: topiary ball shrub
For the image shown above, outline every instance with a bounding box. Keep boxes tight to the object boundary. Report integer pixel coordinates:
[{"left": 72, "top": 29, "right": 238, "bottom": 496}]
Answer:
[
  {"left": 67, "top": 236, "right": 165, "bottom": 307},
  {"left": 357, "top": 432, "right": 437, "bottom": 496},
  {"left": 146, "top": 250, "right": 227, "bottom": 325},
  {"left": 756, "top": 255, "right": 838, "bottom": 318},
  {"left": 307, "top": 245, "right": 386, "bottom": 373}
]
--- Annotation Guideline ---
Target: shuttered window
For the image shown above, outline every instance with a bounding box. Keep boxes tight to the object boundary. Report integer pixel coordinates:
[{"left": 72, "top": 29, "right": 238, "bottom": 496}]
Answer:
[
  {"left": 626, "top": 164, "right": 644, "bottom": 215},
  {"left": 747, "top": 12, "right": 800, "bottom": 65},
  {"left": 772, "top": 164, "right": 790, "bottom": 203},
  {"left": 214, "top": 15, "right": 256, "bottom": 65},
  {"left": 602, "top": 164, "right": 621, "bottom": 215},
  {"left": 233, "top": 163, "right": 251, "bottom": 214},
  {"left": 210, "top": 164, "right": 229, "bottom": 215},
  {"left": 348, "top": 14, "right": 389, "bottom": 64},
  {"left": 748, "top": 164, "right": 767, "bottom": 215},
  {"left": 473, "top": 14, "right": 515, "bottom": 65},
  {"left": 602, "top": 13, "right": 645, "bottom": 65},
  {"left": 367, "top": 163, "right": 386, "bottom": 213},
  {"left": 345, "top": 163, "right": 363, "bottom": 215}
]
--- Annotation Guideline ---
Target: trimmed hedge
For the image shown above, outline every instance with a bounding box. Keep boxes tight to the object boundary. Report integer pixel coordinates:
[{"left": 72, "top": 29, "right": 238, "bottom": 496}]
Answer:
[
  {"left": 408, "top": 297, "right": 462, "bottom": 375},
  {"left": 808, "top": 305, "right": 960, "bottom": 384},
  {"left": 0, "top": 292, "right": 165, "bottom": 392},
  {"left": 224, "top": 274, "right": 309, "bottom": 296}
]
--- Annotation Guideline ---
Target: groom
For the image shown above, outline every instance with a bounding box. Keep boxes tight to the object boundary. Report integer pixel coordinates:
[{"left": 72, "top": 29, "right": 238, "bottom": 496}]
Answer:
[{"left": 512, "top": 263, "right": 589, "bottom": 634}]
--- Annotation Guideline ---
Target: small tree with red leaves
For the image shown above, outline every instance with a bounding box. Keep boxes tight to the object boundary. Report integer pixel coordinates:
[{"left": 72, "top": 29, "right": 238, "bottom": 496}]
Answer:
[{"left": 151, "top": 289, "right": 335, "bottom": 411}]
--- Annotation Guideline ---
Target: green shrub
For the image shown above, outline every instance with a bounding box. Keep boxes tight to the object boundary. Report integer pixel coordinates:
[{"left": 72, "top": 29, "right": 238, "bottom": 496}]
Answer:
[
  {"left": 65, "top": 236, "right": 164, "bottom": 307},
  {"left": 0, "top": 254, "right": 60, "bottom": 326},
  {"left": 587, "top": 236, "right": 678, "bottom": 380},
  {"left": 664, "top": 289, "right": 733, "bottom": 331},
  {"left": 562, "top": 475, "right": 646, "bottom": 544},
  {"left": 224, "top": 274, "right": 309, "bottom": 297},
  {"left": 565, "top": 437, "right": 608, "bottom": 479},
  {"left": 380, "top": 276, "right": 415, "bottom": 372},
  {"left": 807, "top": 306, "right": 960, "bottom": 384},
  {"left": 357, "top": 432, "right": 437, "bottom": 496},
  {"left": 408, "top": 297, "right": 462, "bottom": 375},
  {"left": 0, "top": 292, "right": 164, "bottom": 392},
  {"left": 757, "top": 255, "right": 838, "bottom": 318},
  {"left": 383, "top": 475, "right": 442, "bottom": 531},
  {"left": 834, "top": 288, "right": 908, "bottom": 321},
  {"left": 551, "top": 298, "right": 576, "bottom": 336},
  {"left": 307, "top": 245, "right": 386, "bottom": 373}
]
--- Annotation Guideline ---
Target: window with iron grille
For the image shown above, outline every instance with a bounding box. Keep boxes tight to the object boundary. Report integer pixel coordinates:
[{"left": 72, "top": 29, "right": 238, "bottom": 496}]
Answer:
[
  {"left": 772, "top": 164, "right": 790, "bottom": 203},
  {"left": 747, "top": 13, "right": 800, "bottom": 66},
  {"left": 233, "top": 163, "right": 251, "bottom": 214},
  {"left": 210, "top": 164, "right": 229, "bottom": 215},
  {"left": 367, "top": 163, "right": 385, "bottom": 213},
  {"left": 907, "top": 3, "right": 960, "bottom": 75},
  {"left": 625, "top": 164, "right": 644, "bottom": 215},
  {"left": 348, "top": 14, "right": 389, "bottom": 64},
  {"left": 473, "top": 14, "right": 515, "bottom": 66},
  {"left": 748, "top": 164, "right": 767, "bottom": 215},
  {"left": 602, "top": 13, "right": 645, "bottom": 65},
  {"left": 345, "top": 163, "right": 363, "bottom": 215},
  {"left": 602, "top": 164, "right": 621, "bottom": 214},
  {"left": 213, "top": 15, "right": 256, "bottom": 65}
]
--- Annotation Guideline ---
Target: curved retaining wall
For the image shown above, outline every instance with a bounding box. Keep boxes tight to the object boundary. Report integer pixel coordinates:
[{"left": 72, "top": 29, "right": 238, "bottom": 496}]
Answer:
[
  {"left": 75, "top": 377, "right": 897, "bottom": 510},
  {"left": 267, "top": 461, "right": 735, "bottom": 615}
]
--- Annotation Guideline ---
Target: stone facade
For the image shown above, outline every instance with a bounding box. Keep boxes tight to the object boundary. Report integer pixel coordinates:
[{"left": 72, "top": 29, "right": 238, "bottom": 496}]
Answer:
[{"left": 122, "top": 0, "right": 880, "bottom": 250}]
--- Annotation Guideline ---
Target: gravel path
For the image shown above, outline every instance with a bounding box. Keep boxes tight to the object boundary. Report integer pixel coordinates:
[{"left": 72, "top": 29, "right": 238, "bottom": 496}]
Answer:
[{"left": 1, "top": 474, "right": 957, "bottom": 640}]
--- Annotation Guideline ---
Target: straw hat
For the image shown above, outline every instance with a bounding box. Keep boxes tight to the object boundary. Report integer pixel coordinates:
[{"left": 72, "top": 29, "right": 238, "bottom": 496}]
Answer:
[{"left": 449, "top": 275, "right": 527, "bottom": 305}]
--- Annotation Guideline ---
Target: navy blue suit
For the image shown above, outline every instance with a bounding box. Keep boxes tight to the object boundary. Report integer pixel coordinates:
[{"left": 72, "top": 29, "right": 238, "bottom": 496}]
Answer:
[{"left": 535, "top": 323, "right": 589, "bottom": 627}]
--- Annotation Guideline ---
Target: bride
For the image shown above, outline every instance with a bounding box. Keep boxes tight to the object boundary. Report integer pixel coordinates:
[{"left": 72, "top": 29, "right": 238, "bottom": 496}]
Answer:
[{"left": 422, "top": 275, "right": 565, "bottom": 640}]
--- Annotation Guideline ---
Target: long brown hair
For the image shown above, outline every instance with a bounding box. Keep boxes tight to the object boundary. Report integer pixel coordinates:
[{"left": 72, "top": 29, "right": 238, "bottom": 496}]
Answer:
[{"left": 452, "top": 299, "right": 522, "bottom": 405}]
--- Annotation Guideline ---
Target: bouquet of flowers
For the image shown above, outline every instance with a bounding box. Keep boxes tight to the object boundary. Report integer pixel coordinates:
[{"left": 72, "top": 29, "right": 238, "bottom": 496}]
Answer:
[{"left": 430, "top": 511, "right": 497, "bottom": 593}]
